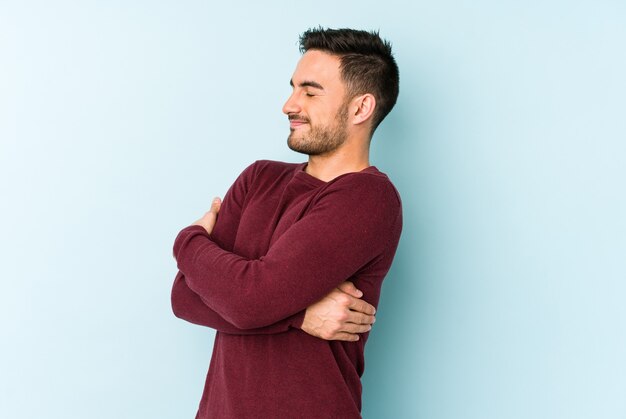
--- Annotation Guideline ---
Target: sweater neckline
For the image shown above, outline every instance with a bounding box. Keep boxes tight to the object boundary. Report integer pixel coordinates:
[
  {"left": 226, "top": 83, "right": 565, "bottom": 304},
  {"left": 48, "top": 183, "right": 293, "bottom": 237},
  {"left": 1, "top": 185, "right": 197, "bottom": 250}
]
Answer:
[{"left": 294, "top": 162, "right": 380, "bottom": 187}]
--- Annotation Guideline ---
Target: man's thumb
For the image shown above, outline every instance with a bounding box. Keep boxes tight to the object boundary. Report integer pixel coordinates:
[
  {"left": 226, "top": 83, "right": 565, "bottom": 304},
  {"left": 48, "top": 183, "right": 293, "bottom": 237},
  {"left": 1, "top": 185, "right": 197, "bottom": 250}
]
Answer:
[
  {"left": 338, "top": 281, "right": 363, "bottom": 298},
  {"left": 211, "top": 197, "right": 222, "bottom": 213}
]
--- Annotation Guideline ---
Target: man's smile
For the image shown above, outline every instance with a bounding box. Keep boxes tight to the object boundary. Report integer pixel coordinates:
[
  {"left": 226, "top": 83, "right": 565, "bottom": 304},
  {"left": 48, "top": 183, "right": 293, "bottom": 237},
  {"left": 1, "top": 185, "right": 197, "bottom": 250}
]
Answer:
[{"left": 288, "top": 116, "right": 310, "bottom": 129}]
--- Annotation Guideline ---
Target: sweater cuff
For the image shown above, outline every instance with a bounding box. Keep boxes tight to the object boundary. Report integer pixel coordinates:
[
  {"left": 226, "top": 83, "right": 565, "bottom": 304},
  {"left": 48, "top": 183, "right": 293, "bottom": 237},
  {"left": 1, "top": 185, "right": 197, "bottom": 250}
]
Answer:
[
  {"left": 186, "top": 224, "right": 210, "bottom": 235},
  {"left": 289, "top": 310, "right": 306, "bottom": 330},
  {"left": 173, "top": 224, "right": 212, "bottom": 260}
]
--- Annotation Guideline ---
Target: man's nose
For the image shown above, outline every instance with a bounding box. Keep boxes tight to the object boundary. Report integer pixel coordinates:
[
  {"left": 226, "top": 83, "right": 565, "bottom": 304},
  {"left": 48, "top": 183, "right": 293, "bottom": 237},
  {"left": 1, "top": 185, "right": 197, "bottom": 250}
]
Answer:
[{"left": 282, "top": 92, "right": 301, "bottom": 115}]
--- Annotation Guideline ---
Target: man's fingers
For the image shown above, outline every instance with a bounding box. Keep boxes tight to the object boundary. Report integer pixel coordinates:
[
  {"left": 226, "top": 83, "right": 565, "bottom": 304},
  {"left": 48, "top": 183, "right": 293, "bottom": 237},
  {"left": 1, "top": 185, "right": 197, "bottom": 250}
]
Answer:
[
  {"left": 336, "top": 282, "right": 376, "bottom": 315},
  {"left": 192, "top": 197, "right": 222, "bottom": 235},
  {"left": 337, "top": 281, "right": 362, "bottom": 298},
  {"left": 346, "top": 311, "right": 376, "bottom": 326},
  {"left": 331, "top": 323, "right": 373, "bottom": 341},
  {"left": 341, "top": 322, "right": 373, "bottom": 334},
  {"left": 330, "top": 332, "right": 361, "bottom": 342},
  {"left": 347, "top": 297, "right": 376, "bottom": 315},
  {"left": 210, "top": 197, "right": 222, "bottom": 214}
]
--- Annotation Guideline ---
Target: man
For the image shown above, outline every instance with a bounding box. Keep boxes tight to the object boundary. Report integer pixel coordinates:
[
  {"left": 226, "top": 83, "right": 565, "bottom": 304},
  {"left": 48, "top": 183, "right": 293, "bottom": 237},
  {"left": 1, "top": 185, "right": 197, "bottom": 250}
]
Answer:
[{"left": 172, "top": 28, "right": 401, "bottom": 418}]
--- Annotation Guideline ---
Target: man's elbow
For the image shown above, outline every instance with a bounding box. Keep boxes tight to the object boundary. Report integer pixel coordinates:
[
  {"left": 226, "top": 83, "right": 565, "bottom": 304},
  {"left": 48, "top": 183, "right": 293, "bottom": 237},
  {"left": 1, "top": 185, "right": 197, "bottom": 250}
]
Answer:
[
  {"left": 226, "top": 314, "right": 264, "bottom": 330},
  {"left": 171, "top": 295, "right": 189, "bottom": 320},
  {"left": 171, "top": 281, "right": 195, "bottom": 321}
]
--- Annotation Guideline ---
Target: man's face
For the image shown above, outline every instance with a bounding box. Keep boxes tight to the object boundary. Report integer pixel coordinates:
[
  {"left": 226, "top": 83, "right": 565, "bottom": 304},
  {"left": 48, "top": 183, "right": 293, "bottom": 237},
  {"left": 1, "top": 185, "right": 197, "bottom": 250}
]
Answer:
[{"left": 282, "top": 50, "right": 350, "bottom": 156}]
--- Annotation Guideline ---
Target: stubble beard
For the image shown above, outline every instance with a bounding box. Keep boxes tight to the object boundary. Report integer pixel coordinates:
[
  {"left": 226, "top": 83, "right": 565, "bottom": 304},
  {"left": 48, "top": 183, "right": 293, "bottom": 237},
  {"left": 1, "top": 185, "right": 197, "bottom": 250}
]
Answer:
[{"left": 287, "top": 106, "right": 349, "bottom": 156}]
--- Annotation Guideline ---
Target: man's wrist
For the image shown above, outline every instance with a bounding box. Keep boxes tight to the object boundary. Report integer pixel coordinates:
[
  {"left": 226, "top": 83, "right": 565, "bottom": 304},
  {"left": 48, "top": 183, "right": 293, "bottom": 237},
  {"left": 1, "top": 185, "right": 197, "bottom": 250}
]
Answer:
[{"left": 290, "top": 310, "right": 306, "bottom": 330}]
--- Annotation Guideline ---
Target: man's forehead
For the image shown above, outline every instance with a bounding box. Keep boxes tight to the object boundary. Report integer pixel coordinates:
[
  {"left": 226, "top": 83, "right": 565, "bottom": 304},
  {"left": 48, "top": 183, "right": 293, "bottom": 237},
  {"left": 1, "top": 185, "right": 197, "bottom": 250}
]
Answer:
[{"left": 291, "top": 50, "right": 342, "bottom": 86}]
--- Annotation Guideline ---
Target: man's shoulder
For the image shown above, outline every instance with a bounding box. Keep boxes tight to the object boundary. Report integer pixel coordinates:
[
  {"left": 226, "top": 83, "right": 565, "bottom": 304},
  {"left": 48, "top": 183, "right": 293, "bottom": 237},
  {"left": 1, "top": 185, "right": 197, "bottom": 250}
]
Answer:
[
  {"left": 321, "top": 167, "right": 403, "bottom": 240},
  {"left": 236, "top": 159, "right": 300, "bottom": 181},
  {"left": 235, "top": 160, "right": 302, "bottom": 190},
  {"left": 251, "top": 159, "right": 301, "bottom": 174},
  {"left": 330, "top": 166, "right": 402, "bottom": 207}
]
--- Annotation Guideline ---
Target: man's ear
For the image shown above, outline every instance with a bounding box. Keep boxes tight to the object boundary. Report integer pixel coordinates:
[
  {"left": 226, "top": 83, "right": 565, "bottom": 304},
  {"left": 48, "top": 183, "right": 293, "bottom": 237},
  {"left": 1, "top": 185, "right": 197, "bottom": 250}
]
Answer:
[{"left": 350, "top": 94, "right": 376, "bottom": 126}]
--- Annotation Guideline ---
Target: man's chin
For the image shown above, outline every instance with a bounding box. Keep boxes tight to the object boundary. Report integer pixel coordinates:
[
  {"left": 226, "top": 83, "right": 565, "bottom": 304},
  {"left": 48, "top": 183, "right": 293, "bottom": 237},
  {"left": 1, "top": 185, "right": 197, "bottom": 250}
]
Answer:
[
  {"left": 287, "top": 139, "right": 307, "bottom": 155},
  {"left": 288, "top": 137, "right": 315, "bottom": 155}
]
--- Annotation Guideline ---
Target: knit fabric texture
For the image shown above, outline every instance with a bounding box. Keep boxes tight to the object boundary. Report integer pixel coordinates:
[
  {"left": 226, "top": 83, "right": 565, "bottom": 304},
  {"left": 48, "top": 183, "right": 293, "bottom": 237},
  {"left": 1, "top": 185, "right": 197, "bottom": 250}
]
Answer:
[{"left": 173, "top": 160, "right": 402, "bottom": 418}]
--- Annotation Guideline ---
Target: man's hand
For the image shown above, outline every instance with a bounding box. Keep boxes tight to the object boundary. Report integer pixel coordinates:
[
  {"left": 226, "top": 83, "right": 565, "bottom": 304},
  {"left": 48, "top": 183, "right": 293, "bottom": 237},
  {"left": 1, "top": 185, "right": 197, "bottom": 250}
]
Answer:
[
  {"left": 301, "top": 281, "right": 376, "bottom": 342},
  {"left": 193, "top": 197, "right": 222, "bottom": 234}
]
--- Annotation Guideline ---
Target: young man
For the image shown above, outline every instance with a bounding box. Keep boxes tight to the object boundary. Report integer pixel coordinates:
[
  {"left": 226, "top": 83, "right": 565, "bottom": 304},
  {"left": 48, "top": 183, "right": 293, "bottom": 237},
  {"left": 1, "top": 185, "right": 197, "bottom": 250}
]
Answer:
[{"left": 172, "top": 28, "right": 401, "bottom": 418}]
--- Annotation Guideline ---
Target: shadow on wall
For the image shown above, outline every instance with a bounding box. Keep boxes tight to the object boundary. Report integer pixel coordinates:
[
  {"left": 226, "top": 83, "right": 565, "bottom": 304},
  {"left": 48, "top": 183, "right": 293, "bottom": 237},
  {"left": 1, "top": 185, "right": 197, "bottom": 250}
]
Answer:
[{"left": 361, "top": 80, "right": 436, "bottom": 418}]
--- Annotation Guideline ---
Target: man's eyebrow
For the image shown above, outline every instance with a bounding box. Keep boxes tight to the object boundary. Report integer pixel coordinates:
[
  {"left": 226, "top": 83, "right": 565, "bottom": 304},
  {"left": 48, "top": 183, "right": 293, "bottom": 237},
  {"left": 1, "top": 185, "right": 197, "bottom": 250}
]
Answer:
[{"left": 289, "top": 79, "right": 325, "bottom": 90}]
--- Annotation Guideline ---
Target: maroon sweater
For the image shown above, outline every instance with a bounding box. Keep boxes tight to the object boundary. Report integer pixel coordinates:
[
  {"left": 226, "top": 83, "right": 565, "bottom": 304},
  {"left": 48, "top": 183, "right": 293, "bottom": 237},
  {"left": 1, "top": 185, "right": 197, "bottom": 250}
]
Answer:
[{"left": 172, "top": 160, "right": 402, "bottom": 418}]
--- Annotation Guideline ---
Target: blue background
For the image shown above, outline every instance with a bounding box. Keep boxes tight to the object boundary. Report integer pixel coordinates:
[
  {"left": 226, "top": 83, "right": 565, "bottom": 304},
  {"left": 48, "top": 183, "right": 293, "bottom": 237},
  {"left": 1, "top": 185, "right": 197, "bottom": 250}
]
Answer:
[{"left": 1, "top": 1, "right": 625, "bottom": 418}]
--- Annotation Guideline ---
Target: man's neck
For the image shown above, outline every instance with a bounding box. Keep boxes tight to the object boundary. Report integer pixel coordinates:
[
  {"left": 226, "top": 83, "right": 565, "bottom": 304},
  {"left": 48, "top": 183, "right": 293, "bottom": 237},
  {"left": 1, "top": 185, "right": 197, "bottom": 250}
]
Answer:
[{"left": 305, "top": 147, "right": 370, "bottom": 182}]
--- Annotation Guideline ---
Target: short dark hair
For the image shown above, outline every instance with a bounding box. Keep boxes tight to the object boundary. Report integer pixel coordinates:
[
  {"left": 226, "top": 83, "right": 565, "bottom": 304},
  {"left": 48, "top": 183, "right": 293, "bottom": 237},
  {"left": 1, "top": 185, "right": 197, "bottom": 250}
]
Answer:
[{"left": 299, "top": 27, "right": 400, "bottom": 133}]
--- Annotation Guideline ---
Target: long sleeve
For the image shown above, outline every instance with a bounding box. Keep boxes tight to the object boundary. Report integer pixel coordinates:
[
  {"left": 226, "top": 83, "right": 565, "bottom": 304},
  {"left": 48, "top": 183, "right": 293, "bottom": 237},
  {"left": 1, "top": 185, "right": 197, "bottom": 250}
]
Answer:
[
  {"left": 171, "top": 162, "right": 305, "bottom": 334},
  {"left": 172, "top": 271, "right": 305, "bottom": 333},
  {"left": 173, "top": 174, "right": 402, "bottom": 330}
]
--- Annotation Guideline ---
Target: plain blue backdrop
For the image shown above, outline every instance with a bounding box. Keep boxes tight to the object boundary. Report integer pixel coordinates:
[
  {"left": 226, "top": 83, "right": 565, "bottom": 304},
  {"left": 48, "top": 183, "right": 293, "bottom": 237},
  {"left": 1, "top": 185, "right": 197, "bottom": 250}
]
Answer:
[{"left": 1, "top": 1, "right": 625, "bottom": 418}]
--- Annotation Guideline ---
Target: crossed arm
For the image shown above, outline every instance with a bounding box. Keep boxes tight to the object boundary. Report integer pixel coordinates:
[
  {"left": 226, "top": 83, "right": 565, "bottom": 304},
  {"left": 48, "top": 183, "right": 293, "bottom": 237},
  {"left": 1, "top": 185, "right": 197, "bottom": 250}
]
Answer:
[{"left": 173, "top": 197, "right": 376, "bottom": 341}]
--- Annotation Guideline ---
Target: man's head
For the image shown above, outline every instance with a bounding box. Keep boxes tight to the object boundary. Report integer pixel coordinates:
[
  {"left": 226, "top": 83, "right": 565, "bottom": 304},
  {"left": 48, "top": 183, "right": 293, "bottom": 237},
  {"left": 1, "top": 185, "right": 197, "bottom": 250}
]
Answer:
[
  {"left": 299, "top": 28, "right": 399, "bottom": 133},
  {"left": 283, "top": 50, "right": 349, "bottom": 156},
  {"left": 283, "top": 28, "right": 399, "bottom": 156}
]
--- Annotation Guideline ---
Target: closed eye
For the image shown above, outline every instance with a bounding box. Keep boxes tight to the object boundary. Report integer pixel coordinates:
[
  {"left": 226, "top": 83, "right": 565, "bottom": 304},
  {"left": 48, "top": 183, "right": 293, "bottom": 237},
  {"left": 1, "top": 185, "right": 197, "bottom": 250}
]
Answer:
[{"left": 290, "top": 79, "right": 325, "bottom": 96}]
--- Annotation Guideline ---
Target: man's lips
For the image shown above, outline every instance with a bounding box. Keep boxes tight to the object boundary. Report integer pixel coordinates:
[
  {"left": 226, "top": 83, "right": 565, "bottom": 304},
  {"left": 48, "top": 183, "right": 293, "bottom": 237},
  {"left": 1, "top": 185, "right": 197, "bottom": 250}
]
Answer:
[
  {"left": 289, "top": 119, "right": 309, "bottom": 129},
  {"left": 289, "top": 120, "right": 308, "bottom": 129}
]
